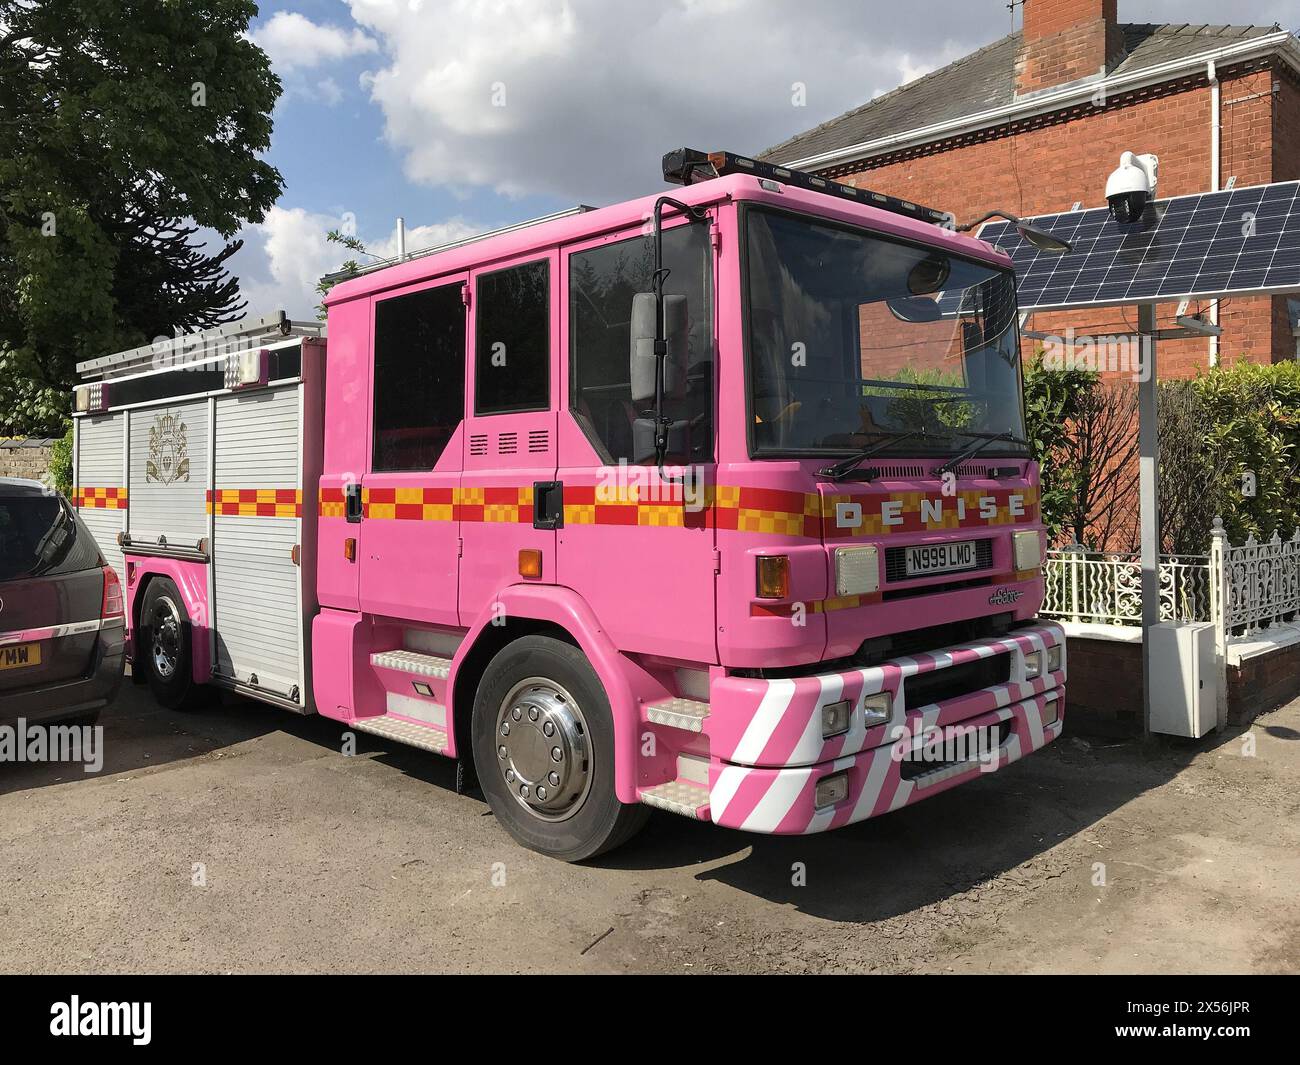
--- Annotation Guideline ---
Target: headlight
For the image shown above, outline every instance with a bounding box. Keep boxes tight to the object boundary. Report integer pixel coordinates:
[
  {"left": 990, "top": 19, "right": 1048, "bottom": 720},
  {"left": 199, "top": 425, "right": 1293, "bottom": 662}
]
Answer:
[
  {"left": 1024, "top": 650, "right": 1042, "bottom": 679},
  {"left": 1047, "top": 644, "right": 1063, "bottom": 673},
  {"left": 862, "top": 691, "right": 891, "bottom": 727},
  {"left": 835, "top": 545, "right": 879, "bottom": 596},
  {"left": 821, "top": 699, "right": 851, "bottom": 739},
  {"left": 1012, "top": 530, "right": 1042, "bottom": 571}
]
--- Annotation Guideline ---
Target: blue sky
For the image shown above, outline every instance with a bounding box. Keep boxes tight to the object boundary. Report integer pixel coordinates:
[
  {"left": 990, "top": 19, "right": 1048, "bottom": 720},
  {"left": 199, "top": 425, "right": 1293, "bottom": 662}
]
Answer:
[{"left": 231, "top": 0, "right": 1300, "bottom": 317}]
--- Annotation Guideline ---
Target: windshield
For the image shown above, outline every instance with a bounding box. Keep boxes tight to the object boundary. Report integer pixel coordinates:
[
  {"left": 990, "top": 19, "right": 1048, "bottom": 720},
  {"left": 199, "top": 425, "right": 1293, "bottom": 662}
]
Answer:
[{"left": 744, "top": 208, "right": 1027, "bottom": 458}]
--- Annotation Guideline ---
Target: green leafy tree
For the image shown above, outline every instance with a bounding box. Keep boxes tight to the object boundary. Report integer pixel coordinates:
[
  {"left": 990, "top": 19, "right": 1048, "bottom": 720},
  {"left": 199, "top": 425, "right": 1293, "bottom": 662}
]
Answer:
[
  {"left": 314, "top": 230, "right": 374, "bottom": 320},
  {"left": 0, "top": 0, "right": 284, "bottom": 435},
  {"left": 47, "top": 422, "right": 72, "bottom": 495},
  {"left": 1022, "top": 354, "right": 1095, "bottom": 543},
  {"left": 1196, "top": 360, "right": 1300, "bottom": 542}
]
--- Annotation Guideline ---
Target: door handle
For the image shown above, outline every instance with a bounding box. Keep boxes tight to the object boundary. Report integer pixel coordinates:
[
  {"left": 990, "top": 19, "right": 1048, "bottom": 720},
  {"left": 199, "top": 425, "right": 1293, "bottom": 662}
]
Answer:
[
  {"left": 533, "top": 481, "right": 563, "bottom": 530},
  {"left": 345, "top": 483, "right": 363, "bottom": 524}
]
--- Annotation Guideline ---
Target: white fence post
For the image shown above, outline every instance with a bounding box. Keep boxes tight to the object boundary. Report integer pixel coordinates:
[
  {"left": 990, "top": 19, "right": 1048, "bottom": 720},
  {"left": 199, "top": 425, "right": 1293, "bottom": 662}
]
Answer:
[{"left": 1209, "top": 517, "right": 1229, "bottom": 730}]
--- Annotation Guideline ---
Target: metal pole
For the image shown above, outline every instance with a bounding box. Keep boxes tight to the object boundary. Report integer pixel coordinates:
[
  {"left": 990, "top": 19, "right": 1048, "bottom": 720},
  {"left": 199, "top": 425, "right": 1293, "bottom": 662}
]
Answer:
[{"left": 1138, "top": 303, "right": 1160, "bottom": 737}]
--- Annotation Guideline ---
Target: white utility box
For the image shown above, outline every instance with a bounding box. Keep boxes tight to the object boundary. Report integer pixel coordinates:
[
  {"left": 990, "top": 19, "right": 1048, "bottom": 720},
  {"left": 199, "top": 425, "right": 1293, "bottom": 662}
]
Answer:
[{"left": 1148, "top": 622, "right": 1218, "bottom": 738}]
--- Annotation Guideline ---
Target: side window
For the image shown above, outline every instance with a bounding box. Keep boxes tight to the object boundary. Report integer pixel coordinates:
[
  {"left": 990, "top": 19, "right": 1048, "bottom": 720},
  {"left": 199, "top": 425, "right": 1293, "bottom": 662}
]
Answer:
[
  {"left": 569, "top": 223, "right": 714, "bottom": 464},
  {"left": 474, "top": 259, "right": 550, "bottom": 415},
  {"left": 372, "top": 282, "right": 466, "bottom": 472}
]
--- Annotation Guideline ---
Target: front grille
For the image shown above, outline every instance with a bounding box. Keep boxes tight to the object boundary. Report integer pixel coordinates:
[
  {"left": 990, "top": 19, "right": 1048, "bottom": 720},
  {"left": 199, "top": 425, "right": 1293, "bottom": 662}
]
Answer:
[
  {"left": 882, "top": 575, "right": 993, "bottom": 601},
  {"left": 903, "top": 653, "right": 1010, "bottom": 711},
  {"left": 898, "top": 721, "right": 1012, "bottom": 780},
  {"left": 885, "top": 538, "right": 994, "bottom": 583}
]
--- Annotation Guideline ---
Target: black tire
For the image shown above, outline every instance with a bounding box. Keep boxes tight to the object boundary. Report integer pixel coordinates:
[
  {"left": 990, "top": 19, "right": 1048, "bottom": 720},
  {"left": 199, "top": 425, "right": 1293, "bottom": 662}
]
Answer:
[
  {"left": 471, "top": 636, "right": 648, "bottom": 861},
  {"left": 138, "top": 577, "right": 206, "bottom": 711}
]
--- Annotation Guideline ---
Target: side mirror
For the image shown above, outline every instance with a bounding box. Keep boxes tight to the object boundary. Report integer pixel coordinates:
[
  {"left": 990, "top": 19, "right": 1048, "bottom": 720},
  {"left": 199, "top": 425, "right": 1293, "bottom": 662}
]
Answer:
[
  {"left": 630, "top": 292, "right": 688, "bottom": 406},
  {"left": 886, "top": 295, "right": 943, "bottom": 323}
]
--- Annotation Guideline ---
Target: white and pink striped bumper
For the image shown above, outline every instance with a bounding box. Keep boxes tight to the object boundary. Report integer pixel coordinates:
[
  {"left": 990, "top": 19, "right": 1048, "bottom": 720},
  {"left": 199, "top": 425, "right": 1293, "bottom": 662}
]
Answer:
[{"left": 703, "top": 622, "right": 1065, "bottom": 835}]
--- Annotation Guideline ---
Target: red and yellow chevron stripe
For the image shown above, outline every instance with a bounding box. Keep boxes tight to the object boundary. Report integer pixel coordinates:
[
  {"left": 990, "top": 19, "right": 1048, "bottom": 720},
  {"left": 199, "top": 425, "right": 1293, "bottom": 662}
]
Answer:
[
  {"left": 207, "top": 488, "right": 302, "bottom": 517},
  {"left": 73, "top": 487, "right": 128, "bottom": 510},
  {"left": 315, "top": 482, "right": 1039, "bottom": 539}
]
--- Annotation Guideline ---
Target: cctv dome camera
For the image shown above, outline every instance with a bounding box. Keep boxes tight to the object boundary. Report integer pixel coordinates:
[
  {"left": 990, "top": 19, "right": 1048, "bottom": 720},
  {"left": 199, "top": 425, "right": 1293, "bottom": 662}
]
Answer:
[{"left": 1106, "top": 151, "right": 1159, "bottom": 223}]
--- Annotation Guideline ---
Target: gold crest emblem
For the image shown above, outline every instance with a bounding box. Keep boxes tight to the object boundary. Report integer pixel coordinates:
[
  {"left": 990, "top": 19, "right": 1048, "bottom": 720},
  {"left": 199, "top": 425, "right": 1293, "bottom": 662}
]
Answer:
[{"left": 145, "top": 412, "right": 190, "bottom": 485}]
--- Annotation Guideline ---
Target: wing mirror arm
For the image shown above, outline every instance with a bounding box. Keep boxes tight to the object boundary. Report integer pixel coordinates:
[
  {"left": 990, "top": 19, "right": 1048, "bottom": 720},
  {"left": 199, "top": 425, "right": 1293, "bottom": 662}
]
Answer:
[
  {"left": 956, "top": 209, "right": 1073, "bottom": 254},
  {"left": 648, "top": 194, "right": 708, "bottom": 483}
]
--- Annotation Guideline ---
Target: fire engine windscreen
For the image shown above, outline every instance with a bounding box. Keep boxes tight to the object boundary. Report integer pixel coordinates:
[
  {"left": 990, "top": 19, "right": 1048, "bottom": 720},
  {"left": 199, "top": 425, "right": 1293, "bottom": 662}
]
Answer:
[{"left": 745, "top": 209, "right": 1027, "bottom": 458}]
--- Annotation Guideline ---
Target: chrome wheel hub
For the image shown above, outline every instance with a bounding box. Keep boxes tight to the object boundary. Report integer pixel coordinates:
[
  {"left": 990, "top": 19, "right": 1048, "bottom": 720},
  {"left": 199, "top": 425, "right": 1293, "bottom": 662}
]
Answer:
[
  {"left": 150, "top": 597, "right": 182, "bottom": 680},
  {"left": 495, "top": 678, "right": 590, "bottom": 822}
]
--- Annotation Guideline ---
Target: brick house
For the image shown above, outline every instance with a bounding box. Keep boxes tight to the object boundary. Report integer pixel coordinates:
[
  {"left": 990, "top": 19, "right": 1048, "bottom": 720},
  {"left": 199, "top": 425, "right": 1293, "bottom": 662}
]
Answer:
[{"left": 763, "top": 0, "right": 1300, "bottom": 376}]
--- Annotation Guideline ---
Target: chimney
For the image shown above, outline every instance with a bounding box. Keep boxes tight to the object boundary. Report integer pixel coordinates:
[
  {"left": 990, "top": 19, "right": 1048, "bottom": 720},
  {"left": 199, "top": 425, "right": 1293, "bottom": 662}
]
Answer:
[{"left": 1015, "top": 0, "right": 1127, "bottom": 96}]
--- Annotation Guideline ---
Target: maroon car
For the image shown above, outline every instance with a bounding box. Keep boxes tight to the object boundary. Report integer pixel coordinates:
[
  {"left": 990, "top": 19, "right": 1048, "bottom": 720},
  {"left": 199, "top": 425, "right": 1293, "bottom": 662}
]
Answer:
[{"left": 0, "top": 477, "right": 125, "bottom": 725}]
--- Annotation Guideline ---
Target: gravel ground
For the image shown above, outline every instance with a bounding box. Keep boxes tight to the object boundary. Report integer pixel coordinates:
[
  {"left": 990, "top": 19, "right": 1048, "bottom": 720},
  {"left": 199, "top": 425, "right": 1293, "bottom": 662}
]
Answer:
[{"left": 2, "top": 678, "right": 1298, "bottom": 974}]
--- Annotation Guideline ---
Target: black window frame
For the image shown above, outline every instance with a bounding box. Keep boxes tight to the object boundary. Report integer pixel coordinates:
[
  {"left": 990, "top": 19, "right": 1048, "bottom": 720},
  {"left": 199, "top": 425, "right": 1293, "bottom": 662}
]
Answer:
[
  {"left": 473, "top": 257, "right": 551, "bottom": 417},
  {"left": 370, "top": 279, "right": 468, "bottom": 473},
  {"left": 566, "top": 220, "right": 717, "bottom": 466}
]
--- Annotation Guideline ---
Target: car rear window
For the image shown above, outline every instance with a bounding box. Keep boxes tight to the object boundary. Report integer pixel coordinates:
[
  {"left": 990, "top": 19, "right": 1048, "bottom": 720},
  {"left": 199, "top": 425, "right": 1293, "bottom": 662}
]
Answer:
[{"left": 0, "top": 494, "right": 103, "bottom": 581}]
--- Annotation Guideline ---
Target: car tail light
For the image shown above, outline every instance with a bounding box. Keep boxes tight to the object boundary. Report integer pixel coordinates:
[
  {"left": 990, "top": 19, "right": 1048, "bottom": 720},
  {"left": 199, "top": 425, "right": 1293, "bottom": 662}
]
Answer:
[{"left": 102, "top": 566, "right": 125, "bottom": 621}]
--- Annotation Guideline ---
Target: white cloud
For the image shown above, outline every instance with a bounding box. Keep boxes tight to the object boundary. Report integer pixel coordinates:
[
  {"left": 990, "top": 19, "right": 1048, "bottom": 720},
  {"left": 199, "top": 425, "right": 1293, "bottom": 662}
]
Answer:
[
  {"left": 341, "top": 0, "right": 980, "bottom": 203},
  {"left": 251, "top": 11, "right": 377, "bottom": 73},
  {"left": 230, "top": 206, "right": 480, "bottom": 319}
]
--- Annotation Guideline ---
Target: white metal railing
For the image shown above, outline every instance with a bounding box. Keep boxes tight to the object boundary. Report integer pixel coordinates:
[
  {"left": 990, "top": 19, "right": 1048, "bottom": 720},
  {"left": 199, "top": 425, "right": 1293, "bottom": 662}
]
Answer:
[
  {"left": 1042, "top": 546, "right": 1213, "bottom": 625},
  {"left": 1221, "top": 523, "right": 1300, "bottom": 634},
  {"left": 1043, "top": 517, "right": 1300, "bottom": 638}
]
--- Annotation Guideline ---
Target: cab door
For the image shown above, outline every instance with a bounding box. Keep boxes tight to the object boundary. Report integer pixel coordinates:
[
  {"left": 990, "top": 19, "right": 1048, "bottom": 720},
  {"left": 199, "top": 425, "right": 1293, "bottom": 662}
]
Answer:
[
  {"left": 458, "top": 252, "right": 559, "bottom": 621},
  {"left": 359, "top": 275, "right": 468, "bottom": 627},
  {"left": 556, "top": 217, "right": 719, "bottom": 663}
]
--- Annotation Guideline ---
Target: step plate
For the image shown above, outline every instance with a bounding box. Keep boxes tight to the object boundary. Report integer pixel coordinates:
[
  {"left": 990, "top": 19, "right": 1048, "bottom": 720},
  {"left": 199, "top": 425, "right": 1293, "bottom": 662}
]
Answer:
[
  {"left": 645, "top": 697, "right": 710, "bottom": 732},
  {"left": 638, "top": 779, "right": 710, "bottom": 820},
  {"left": 371, "top": 649, "right": 453, "bottom": 679},
  {"left": 352, "top": 715, "right": 450, "bottom": 754}
]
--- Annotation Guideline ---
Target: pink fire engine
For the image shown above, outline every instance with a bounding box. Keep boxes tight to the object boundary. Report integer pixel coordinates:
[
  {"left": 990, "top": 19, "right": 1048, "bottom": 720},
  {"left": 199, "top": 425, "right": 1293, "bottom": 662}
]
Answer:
[{"left": 72, "top": 149, "right": 1066, "bottom": 860}]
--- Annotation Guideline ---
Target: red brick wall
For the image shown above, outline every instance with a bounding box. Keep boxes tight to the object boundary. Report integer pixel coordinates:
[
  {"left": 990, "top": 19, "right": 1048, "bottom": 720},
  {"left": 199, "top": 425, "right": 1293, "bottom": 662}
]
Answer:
[
  {"left": 832, "top": 61, "right": 1299, "bottom": 377},
  {"left": 1227, "top": 642, "right": 1300, "bottom": 724}
]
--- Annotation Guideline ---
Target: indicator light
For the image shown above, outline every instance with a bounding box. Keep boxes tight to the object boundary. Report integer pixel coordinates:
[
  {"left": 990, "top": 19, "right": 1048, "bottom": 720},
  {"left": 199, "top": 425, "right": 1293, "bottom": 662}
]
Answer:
[{"left": 756, "top": 555, "right": 789, "bottom": 599}]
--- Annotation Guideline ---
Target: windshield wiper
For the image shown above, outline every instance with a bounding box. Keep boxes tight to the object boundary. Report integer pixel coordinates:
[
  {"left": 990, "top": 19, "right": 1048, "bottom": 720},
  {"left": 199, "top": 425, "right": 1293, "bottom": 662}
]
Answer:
[
  {"left": 935, "top": 430, "right": 1029, "bottom": 477},
  {"left": 818, "top": 429, "right": 928, "bottom": 481}
]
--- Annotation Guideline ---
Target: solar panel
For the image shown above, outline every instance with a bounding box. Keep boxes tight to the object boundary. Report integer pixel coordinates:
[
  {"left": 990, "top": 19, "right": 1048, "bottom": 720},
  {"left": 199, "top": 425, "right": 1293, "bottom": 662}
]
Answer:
[{"left": 978, "top": 182, "right": 1300, "bottom": 311}]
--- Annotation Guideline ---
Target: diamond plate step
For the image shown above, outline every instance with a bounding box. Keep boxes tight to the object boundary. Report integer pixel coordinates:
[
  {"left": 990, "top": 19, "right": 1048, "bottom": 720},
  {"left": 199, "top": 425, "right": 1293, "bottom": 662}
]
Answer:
[
  {"left": 645, "top": 697, "right": 710, "bottom": 732},
  {"left": 371, "top": 649, "right": 453, "bottom": 679},
  {"left": 638, "top": 779, "right": 710, "bottom": 819},
  {"left": 352, "top": 714, "right": 450, "bottom": 754}
]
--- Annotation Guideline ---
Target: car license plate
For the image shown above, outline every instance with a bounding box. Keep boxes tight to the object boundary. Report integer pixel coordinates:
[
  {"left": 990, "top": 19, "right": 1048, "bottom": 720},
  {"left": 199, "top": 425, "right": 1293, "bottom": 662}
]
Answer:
[
  {"left": 905, "top": 541, "right": 978, "bottom": 577},
  {"left": 0, "top": 642, "right": 41, "bottom": 670}
]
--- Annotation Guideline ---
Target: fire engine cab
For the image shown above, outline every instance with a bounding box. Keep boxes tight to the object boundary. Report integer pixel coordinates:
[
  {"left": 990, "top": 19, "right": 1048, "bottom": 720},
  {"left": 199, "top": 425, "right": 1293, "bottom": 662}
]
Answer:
[{"left": 73, "top": 150, "right": 1067, "bottom": 860}]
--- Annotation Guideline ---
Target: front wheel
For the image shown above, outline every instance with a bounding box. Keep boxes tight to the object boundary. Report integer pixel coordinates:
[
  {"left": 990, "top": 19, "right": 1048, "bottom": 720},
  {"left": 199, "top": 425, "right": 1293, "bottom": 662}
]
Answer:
[{"left": 471, "top": 636, "right": 648, "bottom": 861}]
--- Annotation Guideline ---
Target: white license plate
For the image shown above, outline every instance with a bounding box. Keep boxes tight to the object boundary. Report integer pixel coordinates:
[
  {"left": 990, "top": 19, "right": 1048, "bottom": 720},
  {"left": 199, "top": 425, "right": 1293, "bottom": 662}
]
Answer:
[{"left": 905, "top": 540, "right": 978, "bottom": 577}]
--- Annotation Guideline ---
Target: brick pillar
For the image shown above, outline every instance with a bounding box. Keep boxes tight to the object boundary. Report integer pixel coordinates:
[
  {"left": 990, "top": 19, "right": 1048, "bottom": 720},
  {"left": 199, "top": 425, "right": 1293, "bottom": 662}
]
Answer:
[{"left": 1016, "top": 0, "right": 1127, "bottom": 96}]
